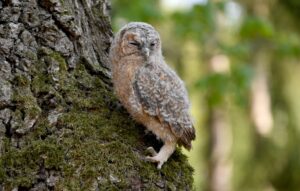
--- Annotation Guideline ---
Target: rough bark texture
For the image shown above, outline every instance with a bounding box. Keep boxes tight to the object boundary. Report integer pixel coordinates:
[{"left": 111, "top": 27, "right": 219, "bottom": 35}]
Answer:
[{"left": 0, "top": 0, "right": 193, "bottom": 190}]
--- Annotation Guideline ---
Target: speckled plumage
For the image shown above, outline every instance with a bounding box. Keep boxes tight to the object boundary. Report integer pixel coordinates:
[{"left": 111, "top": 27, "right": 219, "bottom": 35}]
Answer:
[{"left": 109, "top": 22, "right": 195, "bottom": 169}]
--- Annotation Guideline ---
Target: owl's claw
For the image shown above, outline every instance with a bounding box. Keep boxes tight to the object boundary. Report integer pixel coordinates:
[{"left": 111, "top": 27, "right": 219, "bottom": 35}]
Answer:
[
  {"left": 145, "top": 155, "right": 164, "bottom": 169},
  {"left": 145, "top": 147, "right": 164, "bottom": 169},
  {"left": 145, "top": 142, "right": 176, "bottom": 169},
  {"left": 146, "top": 147, "right": 157, "bottom": 156}
]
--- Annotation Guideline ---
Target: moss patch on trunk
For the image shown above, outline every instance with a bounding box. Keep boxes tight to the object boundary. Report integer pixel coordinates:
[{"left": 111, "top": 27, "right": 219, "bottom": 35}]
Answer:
[{"left": 0, "top": 49, "right": 193, "bottom": 190}]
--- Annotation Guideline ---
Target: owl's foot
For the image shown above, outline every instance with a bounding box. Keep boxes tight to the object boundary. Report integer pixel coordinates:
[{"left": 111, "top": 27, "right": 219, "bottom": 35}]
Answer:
[
  {"left": 145, "top": 142, "right": 176, "bottom": 169},
  {"left": 145, "top": 155, "right": 165, "bottom": 169},
  {"left": 146, "top": 147, "right": 157, "bottom": 156}
]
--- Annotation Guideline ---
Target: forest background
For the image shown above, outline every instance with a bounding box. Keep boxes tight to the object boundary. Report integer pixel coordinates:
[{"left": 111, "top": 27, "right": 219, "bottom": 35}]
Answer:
[{"left": 111, "top": 0, "right": 300, "bottom": 190}]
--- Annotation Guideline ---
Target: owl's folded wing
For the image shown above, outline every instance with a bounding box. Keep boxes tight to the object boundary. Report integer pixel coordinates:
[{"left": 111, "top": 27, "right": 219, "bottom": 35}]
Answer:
[{"left": 133, "top": 64, "right": 195, "bottom": 149}]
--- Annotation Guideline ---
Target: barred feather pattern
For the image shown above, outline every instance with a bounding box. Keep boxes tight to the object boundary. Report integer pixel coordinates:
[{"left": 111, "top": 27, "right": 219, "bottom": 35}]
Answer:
[{"left": 133, "top": 62, "right": 195, "bottom": 149}]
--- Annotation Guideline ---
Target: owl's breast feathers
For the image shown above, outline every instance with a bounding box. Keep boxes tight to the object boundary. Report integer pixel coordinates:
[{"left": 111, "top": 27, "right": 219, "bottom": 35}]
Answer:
[{"left": 133, "top": 63, "right": 195, "bottom": 149}]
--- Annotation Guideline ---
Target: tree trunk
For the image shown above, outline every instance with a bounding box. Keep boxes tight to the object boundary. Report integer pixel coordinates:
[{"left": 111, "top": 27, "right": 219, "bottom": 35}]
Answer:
[{"left": 0, "top": 0, "right": 194, "bottom": 190}]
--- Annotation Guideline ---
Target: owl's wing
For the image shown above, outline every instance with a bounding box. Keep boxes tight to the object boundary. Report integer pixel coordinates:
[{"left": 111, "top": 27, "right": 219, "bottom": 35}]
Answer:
[{"left": 133, "top": 63, "right": 195, "bottom": 149}]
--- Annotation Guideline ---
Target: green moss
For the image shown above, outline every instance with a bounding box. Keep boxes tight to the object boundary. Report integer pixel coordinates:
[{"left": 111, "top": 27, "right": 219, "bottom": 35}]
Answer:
[
  {"left": 3, "top": 105, "right": 193, "bottom": 189},
  {"left": 13, "top": 75, "right": 30, "bottom": 87},
  {"left": 0, "top": 137, "right": 64, "bottom": 188},
  {"left": 57, "top": 63, "right": 110, "bottom": 110},
  {"left": 24, "top": 50, "right": 38, "bottom": 61},
  {"left": 12, "top": 86, "right": 41, "bottom": 120},
  {"left": 31, "top": 73, "right": 53, "bottom": 95},
  {"left": 49, "top": 52, "right": 68, "bottom": 72},
  {"left": 53, "top": 109, "right": 193, "bottom": 190},
  {"left": 91, "top": 2, "right": 104, "bottom": 18},
  {"left": 26, "top": 106, "right": 41, "bottom": 118},
  {"left": 1, "top": 108, "right": 193, "bottom": 190}
]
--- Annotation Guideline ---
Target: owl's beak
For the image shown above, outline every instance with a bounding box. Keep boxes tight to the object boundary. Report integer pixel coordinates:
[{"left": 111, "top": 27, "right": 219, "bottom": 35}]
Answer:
[{"left": 142, "top": 47, "right": 150, "bottom": 57}]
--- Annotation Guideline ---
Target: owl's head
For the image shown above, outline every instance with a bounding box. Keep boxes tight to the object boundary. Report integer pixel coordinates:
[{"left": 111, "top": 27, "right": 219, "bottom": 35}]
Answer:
[{"left": 113, "top": 22, "right": 162, "bottom": 60}]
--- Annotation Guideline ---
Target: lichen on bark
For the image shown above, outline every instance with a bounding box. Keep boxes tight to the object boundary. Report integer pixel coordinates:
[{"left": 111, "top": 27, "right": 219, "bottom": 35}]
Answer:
[{"left": 0, "top": 0, "right": 194, "bottom": 190}]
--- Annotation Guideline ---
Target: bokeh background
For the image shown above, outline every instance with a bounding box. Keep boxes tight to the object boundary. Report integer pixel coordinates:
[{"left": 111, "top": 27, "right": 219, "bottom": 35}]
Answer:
[{"left": 111, "top": 0, "right": 300, "bottom": 190}]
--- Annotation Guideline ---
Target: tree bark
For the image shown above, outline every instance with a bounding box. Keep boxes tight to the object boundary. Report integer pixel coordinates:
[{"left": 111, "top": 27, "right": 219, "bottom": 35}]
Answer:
[{"left": 0, "top": 0, "right": 194, "bottom": 190}]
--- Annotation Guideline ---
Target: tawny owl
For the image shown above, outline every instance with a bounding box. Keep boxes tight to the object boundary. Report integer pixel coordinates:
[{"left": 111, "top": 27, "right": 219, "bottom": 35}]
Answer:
[{"left": 109, "top": 22, "right": 195, "bottom": 169}]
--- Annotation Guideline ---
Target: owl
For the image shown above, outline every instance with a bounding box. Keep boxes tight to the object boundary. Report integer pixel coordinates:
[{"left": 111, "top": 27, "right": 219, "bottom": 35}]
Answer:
[{"left": 109, "top": 22, "right": 195, "bottom": 169}]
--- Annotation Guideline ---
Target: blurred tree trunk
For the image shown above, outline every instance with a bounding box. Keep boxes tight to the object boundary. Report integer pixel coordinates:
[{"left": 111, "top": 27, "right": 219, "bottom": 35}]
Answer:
[
  {"left": 0, "top": 0, "right": 194, "bottom": 190},
  {"left": 204, "top": 3, "right": 232, "bottom": 190},
  {"left": 207, "top": 106, "right": 232, "bottom": 191},
  {"left": 248, "top": 0, "right": 274, "bottom": 137},
  {"left": 250, "top": 49, "right": 273, "bottom": 136}
]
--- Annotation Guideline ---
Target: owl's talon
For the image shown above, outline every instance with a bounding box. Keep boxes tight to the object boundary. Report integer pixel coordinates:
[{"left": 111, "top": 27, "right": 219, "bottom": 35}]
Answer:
[
  {"left": 146, "top": 147, "right": 157, "bottom": 156},
  {"left": 145, "top": 142, "right": 177, "bottom": 169},
  {"left": 145, "top": 156, "right": 156, "bottom": 162},
  {"left": 157, "top": 162, "right": 163, "bottom": 169},
  {"left": 145, "top": 156, "right": 163, "bottom": 169}
]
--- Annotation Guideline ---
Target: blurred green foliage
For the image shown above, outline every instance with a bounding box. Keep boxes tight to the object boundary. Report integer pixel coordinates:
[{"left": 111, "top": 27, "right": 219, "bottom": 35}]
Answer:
[
  {"left": 111, "top": 0, "right": 300, "bottom": 190},
  {"left": 171, "top": 4, "right": 216, "bottom": 41},
  {"left": 239, "top": 16, "right": 274, "bottom": 40},
  {"left": 195, "top": 63, "right": 253, "bottom": 106},
  {"left": 111, "top": 0, "right": 162, "bottom": 29}
]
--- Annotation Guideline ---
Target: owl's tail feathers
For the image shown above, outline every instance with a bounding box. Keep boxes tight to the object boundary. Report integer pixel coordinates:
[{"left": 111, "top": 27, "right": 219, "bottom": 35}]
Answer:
[{"left": 179, "top": 125, "right": 196, "bottom": 151}]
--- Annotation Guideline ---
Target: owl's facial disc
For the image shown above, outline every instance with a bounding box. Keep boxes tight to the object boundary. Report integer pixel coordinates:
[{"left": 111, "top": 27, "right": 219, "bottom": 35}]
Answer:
[{"left": 122, "top": 30, "right": 159, "bottom": 59}]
